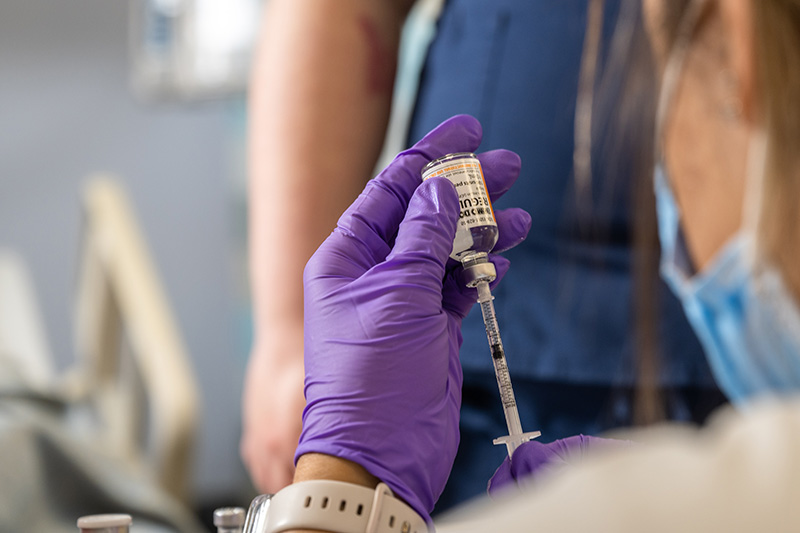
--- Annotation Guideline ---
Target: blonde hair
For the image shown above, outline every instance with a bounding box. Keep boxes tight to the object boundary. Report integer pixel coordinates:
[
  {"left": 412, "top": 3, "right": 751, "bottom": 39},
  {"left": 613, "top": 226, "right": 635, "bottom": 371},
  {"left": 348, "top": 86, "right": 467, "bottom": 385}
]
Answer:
[{"left": 752, "top": 0, "right": 800, "bottom": 296}]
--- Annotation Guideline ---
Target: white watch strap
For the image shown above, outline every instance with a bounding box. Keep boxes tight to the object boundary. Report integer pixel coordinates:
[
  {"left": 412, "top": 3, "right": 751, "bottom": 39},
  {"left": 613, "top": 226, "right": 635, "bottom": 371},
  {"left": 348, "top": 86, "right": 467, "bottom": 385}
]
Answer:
[{"left": 264, "top": 480, "right": 429, "bottom": 533}]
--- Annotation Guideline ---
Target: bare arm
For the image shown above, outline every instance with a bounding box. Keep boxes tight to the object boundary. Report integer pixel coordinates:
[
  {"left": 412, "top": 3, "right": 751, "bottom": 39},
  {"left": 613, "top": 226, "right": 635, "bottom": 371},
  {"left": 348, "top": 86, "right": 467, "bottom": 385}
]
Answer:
[{"left": 242, "top": 0, "right": 415, "bottom": 494}]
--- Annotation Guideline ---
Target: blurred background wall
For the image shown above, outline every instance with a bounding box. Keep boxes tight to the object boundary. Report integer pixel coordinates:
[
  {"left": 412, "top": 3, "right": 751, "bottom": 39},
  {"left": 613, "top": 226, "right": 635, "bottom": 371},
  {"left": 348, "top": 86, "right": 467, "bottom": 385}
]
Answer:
[{"left": 0, "top": 0, "right": 253, "bottom": 508}]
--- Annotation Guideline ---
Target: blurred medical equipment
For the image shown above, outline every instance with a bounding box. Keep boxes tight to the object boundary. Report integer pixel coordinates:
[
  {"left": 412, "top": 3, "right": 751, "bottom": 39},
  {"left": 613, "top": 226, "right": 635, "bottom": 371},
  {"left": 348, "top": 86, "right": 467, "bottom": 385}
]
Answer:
[
  {"left": 72, "top": 176, "right": 199, "bottom": 503},
  {"left": 0, "top": 250, "right": 56, "bottom": 391},
  {"left": 240, "top": 495, "right": 271, "bottom": 533},
  {"left": 129, "top": 0, "right": 260, "bottom": 100},
  {"left": 77, "top": 514, "right": 132, "bottom": 532},
  {"left": 422, "top": 153, "right": 540, "bottom": 458},
  {"left": 214, "top": 507, "right": 246, "bottom": 533},
  {"left": 0, "top": 177, "right": 202, "bottom": 529}
]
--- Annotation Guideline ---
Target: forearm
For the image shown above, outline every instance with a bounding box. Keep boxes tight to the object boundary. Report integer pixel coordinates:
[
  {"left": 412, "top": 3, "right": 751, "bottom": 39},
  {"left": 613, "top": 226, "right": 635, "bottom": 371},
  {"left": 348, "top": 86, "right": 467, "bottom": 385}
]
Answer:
[{"left": 248, "top": 0, "right": 412, "bottom": 338}]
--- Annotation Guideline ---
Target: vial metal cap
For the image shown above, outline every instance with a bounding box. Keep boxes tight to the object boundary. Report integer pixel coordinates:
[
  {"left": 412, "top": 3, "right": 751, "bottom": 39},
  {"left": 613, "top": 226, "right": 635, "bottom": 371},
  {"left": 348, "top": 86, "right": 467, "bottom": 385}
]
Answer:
[
  {"left": 214, "top": 507, "right": 245, "bottom": 528},
  {"left": 460, "top": 253, "right": 497, "bottom": 287},
  {"left": 77, "top": 514, "right": 132, "bottom": 532}
]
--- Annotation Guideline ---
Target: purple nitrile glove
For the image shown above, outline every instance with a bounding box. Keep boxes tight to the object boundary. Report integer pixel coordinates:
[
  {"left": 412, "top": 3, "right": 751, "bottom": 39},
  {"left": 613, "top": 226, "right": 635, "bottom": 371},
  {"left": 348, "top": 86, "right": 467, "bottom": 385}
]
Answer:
[
  {"left": 488, "top": 434, "right": 636, "bottom": 496},
  {"left": 297, "top": 115, "right": 531, "bottom": 522}
]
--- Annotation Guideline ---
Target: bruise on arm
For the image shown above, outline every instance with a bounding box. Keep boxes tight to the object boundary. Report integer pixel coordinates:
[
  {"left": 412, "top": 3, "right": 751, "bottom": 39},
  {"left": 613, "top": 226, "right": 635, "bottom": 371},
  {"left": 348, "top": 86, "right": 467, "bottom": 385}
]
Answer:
[{"left": 358, "top": 14, "right": 399, "bottom": 95}]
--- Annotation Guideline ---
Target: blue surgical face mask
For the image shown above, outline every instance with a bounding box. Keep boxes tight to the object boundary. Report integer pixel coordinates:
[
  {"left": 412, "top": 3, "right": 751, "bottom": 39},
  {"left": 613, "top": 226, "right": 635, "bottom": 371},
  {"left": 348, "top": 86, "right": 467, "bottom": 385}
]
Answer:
[
  {"left": 653, "top": 0, "right": 800, "bottom": 405},
  {"left": 654, "top": 165, "right": 800, "bottom": 406}
]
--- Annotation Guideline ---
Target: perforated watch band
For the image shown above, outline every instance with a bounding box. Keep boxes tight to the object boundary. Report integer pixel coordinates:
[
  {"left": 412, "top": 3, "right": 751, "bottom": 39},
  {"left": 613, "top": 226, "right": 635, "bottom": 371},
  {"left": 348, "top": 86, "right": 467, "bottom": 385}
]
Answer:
[{"left": 264, "top": 480, "right": 429, "bottom": 533}]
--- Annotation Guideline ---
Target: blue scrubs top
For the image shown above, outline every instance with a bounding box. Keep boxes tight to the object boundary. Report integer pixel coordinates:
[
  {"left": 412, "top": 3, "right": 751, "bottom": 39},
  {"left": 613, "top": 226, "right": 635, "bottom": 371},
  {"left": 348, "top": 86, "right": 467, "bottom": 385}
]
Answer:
[{"left": 407, "top": 0, "right": 716, "bottom": 387}]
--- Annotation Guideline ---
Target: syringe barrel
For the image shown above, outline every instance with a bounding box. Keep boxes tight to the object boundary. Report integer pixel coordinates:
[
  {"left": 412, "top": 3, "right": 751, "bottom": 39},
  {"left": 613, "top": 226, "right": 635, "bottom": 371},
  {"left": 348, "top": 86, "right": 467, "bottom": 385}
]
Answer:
[
  {"left": 490, "top": 347, "right": 517, "bottom": 410},
  {"left": 476, "top": 281, "right": 523, "bottom": 431},
  {"left": 502, "top": 395, "right": 524, "bottom": 436},
  {"left": 476, "top": 281, "right": 501, "bottom": 348}
]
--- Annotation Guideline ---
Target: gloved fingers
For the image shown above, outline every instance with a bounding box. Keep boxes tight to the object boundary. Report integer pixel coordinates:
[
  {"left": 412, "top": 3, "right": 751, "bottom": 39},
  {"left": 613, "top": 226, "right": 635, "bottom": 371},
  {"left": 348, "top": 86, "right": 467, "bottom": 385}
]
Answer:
[
  {"left": 487, "top": 255, "right": 512, "bottom": 291},
  {"left": 475, "top": 149, "right": 522, "bottom": 201},
  {"left": 549, "top": 434, "right": 637, "bottom": 461},
  {"left": 385, "top": 177, "right": 459, "bottom": 287},
  {"left": 493, "top": 208, "right": 532, "bottom": 253},
  {"left": 336, "top": 115, "right": 482, "bottom": 251},
  {"left": 571, "top": 434, "right": 636, "bottom": 457},
  {"left": 550, "top": 434, "right": 586, "bottom": 457},
  {"left": 304, "top": 229, "right": 380, "bottom": 284},
  {"left": 488, "top": 436, "right": 636, "bottom": 497},
  {"left": 487, "top": 440, "right": 566, "bottom": 496},
  {"left": 487, "top": 457, "right": 514, "bottom": 496},
  {"left": 440, "top": 206, "right": 529, "bottom": 316},
  {"left": 511, "top": 440, "right": 566, "bottom": 475}
]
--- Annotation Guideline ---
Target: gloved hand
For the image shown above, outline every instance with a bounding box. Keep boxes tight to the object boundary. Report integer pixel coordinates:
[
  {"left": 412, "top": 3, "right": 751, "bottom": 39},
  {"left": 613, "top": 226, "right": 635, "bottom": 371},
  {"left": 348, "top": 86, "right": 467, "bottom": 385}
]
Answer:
[
  {"left": 297, "top": 115, "right": 531, "bottom": 521},
  {"left": 488, "top": 434, "right": 635, "bottom": 495}
]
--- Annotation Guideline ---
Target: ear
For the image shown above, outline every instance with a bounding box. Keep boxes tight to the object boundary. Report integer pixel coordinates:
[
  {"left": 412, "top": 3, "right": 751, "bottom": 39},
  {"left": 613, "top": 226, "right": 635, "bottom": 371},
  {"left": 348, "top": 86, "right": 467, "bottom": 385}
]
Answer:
[{"left": 718, "top": 0, "right": 758, "bottom": 124}]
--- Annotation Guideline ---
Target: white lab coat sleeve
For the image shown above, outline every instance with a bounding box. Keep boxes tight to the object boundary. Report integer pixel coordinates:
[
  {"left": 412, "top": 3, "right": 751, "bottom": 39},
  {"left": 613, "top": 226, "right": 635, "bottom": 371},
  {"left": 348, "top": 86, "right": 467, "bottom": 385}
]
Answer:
[{"left": 436, "top": 398, "right": 800, "bottom": 532}]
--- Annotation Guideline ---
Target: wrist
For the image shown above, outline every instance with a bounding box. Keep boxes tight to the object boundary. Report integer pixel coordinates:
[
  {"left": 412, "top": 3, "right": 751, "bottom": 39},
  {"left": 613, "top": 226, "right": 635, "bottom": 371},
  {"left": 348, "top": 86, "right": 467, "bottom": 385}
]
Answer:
[
  {"left": 294, "top": 453, "right": 380, "bottom": 488},
  {"left": 285, "top": 454, "right": 379, "bottom": 533},
  {"left": 266, "top": 454, "right": 427, "bottom": 533},
  {"left": 251, "top": 323, "right": 304, "bottom": 360}
]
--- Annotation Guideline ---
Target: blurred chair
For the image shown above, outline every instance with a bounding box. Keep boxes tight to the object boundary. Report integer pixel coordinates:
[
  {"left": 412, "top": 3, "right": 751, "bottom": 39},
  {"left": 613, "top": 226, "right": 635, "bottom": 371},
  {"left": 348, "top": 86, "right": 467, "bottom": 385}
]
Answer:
[
  {"left": 0, "top": 249, "right": 56, "bottom": 390},
  {"left": 72, "top": 176, "right": 199, "bottom": 505}
]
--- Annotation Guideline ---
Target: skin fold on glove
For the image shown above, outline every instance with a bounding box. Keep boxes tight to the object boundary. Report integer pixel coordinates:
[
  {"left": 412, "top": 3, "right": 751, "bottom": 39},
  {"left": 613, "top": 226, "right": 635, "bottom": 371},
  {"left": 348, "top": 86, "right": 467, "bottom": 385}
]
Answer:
[
  {"left": 488, "top": 434, "right": 636, "bottom": 496},
  {"left": 297, "top": 114, "right": 532, "bottom": 521}
]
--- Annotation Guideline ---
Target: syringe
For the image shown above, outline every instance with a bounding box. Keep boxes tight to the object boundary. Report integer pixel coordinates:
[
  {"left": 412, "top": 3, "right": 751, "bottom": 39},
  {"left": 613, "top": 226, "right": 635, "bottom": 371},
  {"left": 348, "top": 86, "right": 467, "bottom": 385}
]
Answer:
[
  {"left": 420, "top": 152, "right": 540, "bottom": 458},
  {"left": 474, "top": 279, "right": 541, "bottom": 457},
  {"left": 459, "top": 254, "right": 540, "bottom": 459}
]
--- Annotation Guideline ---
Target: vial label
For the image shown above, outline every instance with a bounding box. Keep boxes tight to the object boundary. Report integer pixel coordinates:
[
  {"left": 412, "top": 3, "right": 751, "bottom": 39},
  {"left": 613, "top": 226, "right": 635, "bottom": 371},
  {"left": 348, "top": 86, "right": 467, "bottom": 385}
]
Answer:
[{"left": 422, "top": 153, "right": 497, "bottom": 259}]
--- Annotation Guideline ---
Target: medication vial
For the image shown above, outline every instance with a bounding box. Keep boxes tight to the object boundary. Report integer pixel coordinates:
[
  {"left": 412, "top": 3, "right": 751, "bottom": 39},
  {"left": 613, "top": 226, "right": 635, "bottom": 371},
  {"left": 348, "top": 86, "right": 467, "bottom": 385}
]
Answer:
[{"left": 421, "top": 153, "right": 498, "bottom": 261}]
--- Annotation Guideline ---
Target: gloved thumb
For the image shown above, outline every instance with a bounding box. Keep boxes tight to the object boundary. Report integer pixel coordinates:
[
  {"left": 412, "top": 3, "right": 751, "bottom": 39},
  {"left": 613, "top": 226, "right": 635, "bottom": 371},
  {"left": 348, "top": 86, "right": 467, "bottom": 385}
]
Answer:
[
  {"left": 487, "top": 440, "right": 562, "bottom": 496},
  {"left": 386, "top": 176, "right": 459, "bottom": 280}
]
